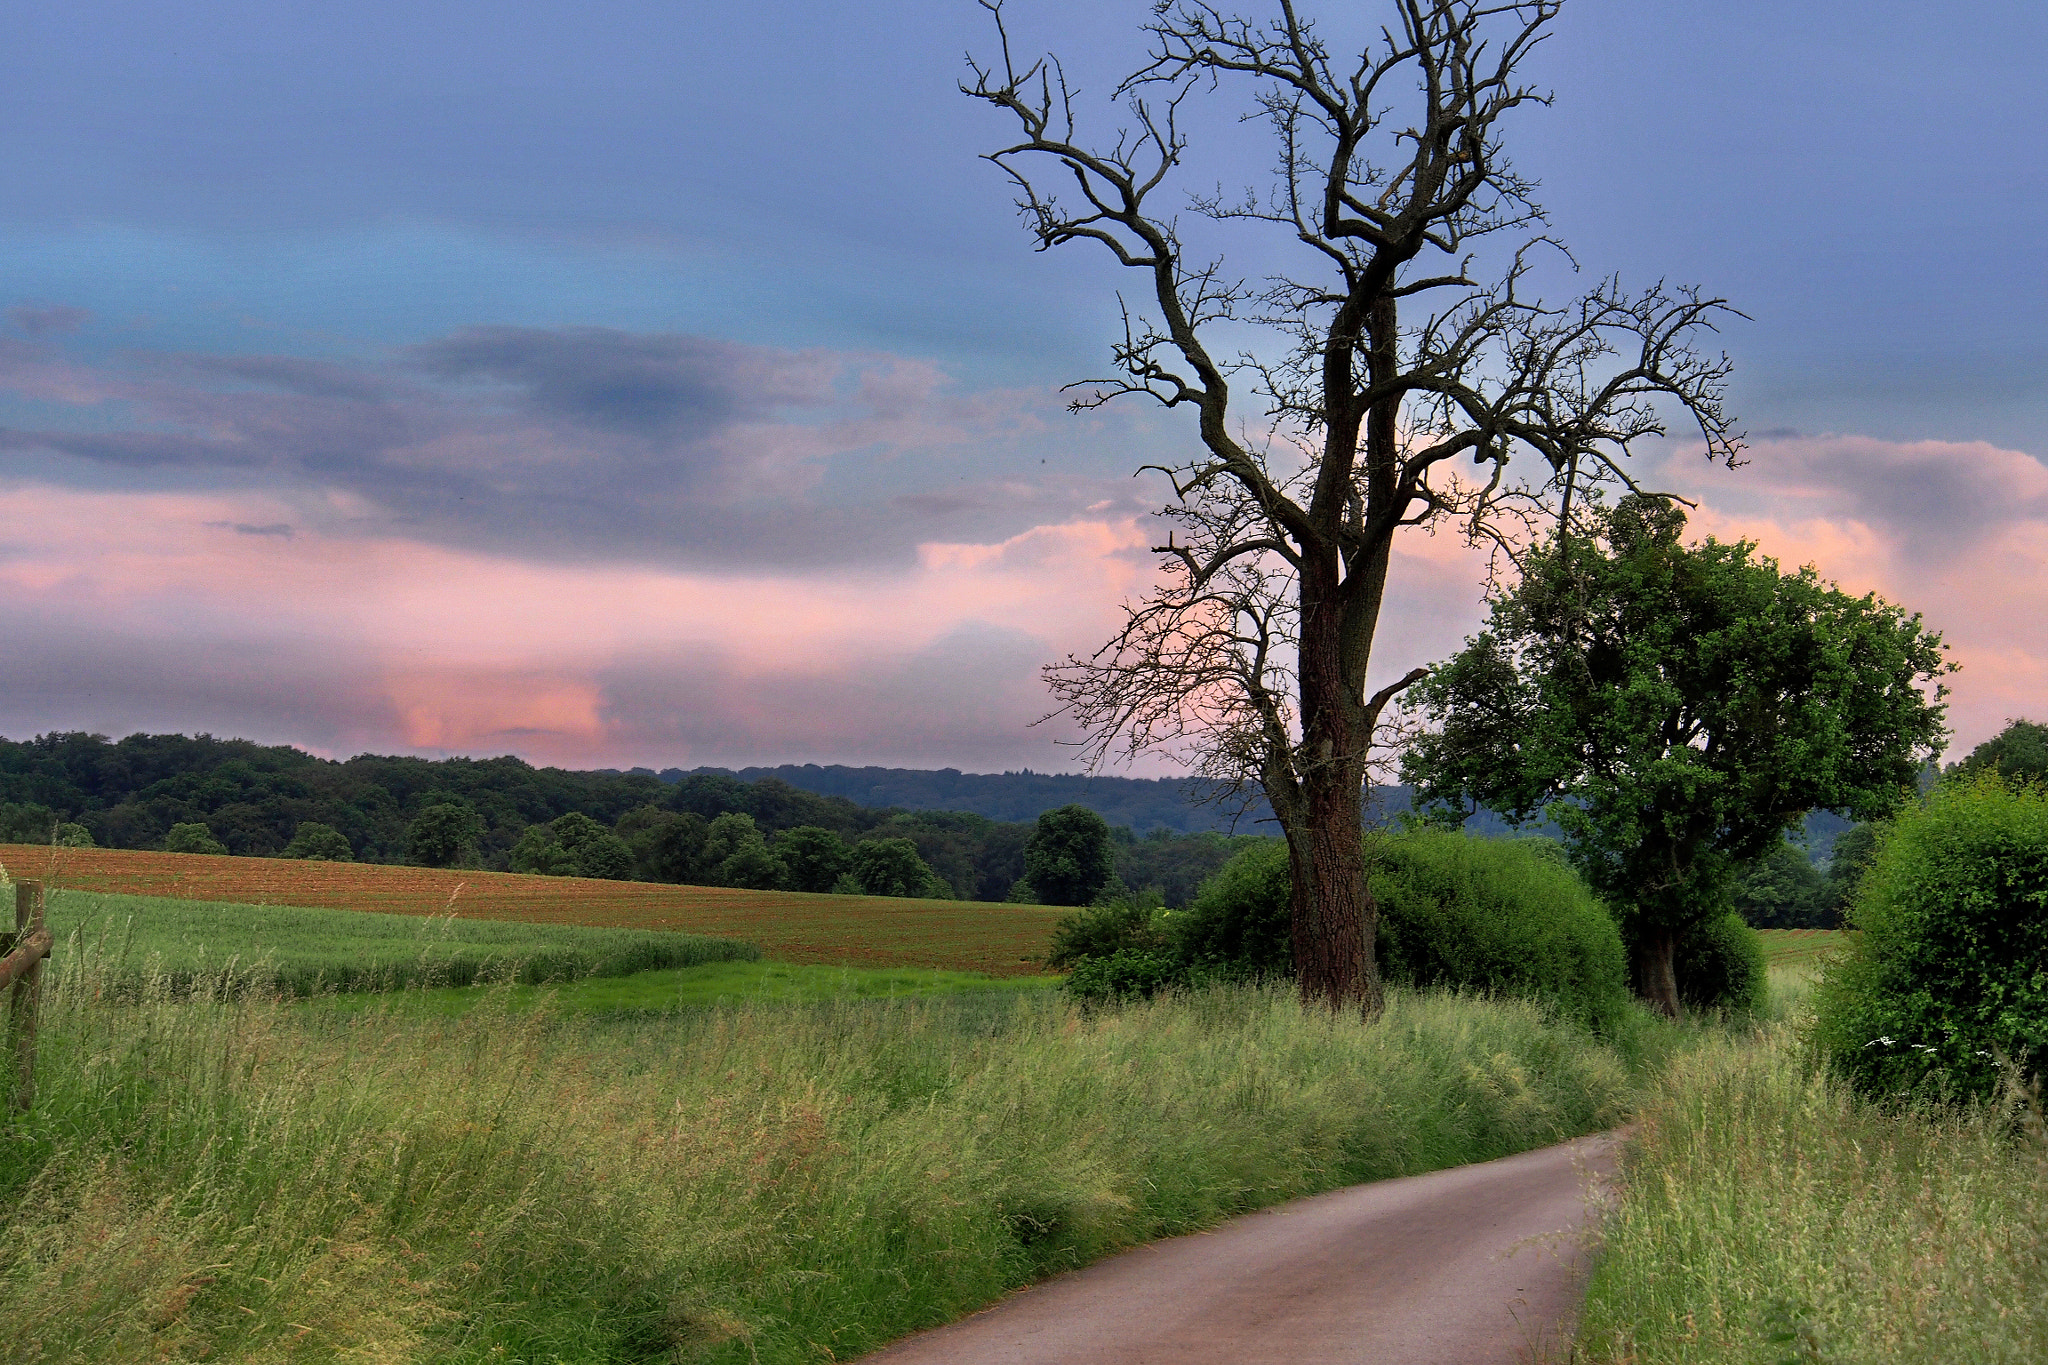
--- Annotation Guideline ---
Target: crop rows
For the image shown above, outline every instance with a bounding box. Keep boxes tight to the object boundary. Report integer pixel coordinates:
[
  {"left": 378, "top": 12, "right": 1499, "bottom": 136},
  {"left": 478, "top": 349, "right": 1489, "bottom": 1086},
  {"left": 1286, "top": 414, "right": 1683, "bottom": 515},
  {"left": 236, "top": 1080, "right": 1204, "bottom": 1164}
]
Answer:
[{"left": 0, "top": 844, "right": 1063, "bottom": 976}]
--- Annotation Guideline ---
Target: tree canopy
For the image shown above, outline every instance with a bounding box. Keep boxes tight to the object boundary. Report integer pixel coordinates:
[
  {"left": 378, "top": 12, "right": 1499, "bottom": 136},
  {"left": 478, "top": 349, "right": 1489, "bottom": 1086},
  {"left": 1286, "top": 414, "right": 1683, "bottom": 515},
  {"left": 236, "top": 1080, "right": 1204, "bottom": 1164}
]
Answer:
[
  {"left": 1403, "top": 496, "right": 1951, "bottom": 1014},
  {"left": 1024, "top": 804, "right": 1117, "bottom": 906}
]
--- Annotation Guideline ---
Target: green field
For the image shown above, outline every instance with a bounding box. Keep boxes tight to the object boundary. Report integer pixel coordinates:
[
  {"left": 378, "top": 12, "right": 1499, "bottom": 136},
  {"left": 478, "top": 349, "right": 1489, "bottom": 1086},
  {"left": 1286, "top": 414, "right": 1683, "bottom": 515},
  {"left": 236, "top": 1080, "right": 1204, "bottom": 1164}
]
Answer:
[{"left": 42, "top": 887, "right": 760, "bottom": 995}]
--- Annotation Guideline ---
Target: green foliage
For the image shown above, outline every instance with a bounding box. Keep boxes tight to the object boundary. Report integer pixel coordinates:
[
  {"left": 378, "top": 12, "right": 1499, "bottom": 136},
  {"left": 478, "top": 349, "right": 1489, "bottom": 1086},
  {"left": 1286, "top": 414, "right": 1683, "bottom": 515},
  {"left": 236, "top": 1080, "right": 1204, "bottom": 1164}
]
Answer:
[
  {"left": 1824, "top": 821, "right": 1880, "bottom": 912},
  {"left": 162, "top": 821, "right": 228, "bottom": 855},
  {"left": 1045, "top": 894, "right": 1167, "bottom": 970},
  {"left": 700, "top": 812, "right": 785, "bottom": 890},
  {"left": 1947, "top": 717, "right": 2048, "bottom": 787},
  {"left": 1404, "top": 495, "right": 1951, "bottom": 1009},
  {"left": 0, "top": 801, "right": 59, "bottom": 844},
  {"left": 280, "top": 821, "right": 353, "bottom": 861},
  {"left": 775, "top": 824, "right": 853, "bottom": 893},
  {"left": 1671, "top": 911, "right": 1767, "bottom": 1013},
  {"left": 1370, "top": 831, "right": 1634, "bottom": 1034},
  {"left": 846, "top": 837, "right": 945, "bottom": 898},
  {"left": 1731, "top": 839, "right": 1831, "bottom": 928},
  {"left": 509, "top": 811, "right": 636, "bottom": 880},
  {"left": 1812, "top": 775, "right": 2048, "bottom": 1099},
  {"left": 1061, "top": 947, "right": 1185, "bottom": 1004},
  {"left": 1172, "top": 838, "right": 1293, "bottom": 979},
  {"left": 53, "top": 821, "right": 93, "bottom": 848},
  {"left": 1024, "top": 804, "right": 1116, "bottom": 906},
  {"left": 404, "top": 802, "right": 483, "bottom": 869}
]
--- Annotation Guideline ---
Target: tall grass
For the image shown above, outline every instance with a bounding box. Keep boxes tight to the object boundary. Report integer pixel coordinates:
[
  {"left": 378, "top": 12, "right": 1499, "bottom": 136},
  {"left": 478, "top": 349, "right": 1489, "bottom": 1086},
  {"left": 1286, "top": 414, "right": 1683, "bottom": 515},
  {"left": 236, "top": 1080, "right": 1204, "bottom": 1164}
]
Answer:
[
  {"left": 1577, "top": 1018, "right": 2048, "bottom": 1364},
  {"left": 1, "top": 941, "right": 1629, "bottom": 1364},
  {"left": 43, "top": 889, "right": 759, "bottom": 996}
]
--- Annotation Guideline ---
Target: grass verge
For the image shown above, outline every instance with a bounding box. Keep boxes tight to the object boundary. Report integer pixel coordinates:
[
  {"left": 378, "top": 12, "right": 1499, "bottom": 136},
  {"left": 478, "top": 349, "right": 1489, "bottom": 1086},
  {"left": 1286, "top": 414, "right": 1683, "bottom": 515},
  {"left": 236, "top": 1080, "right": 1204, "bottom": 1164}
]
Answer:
[
  {"left": 311, "top": 959, "right": 1064, "bottom": 1016},
  {"left": 1576, "top": 1019, "right": 2048, "bottom": 1363},
  {"left": 43, "top": 888, "right": 759, "bottom": 995},
  {"left": 1, "top": 945, "right": 1629, "bottom": 1364}
]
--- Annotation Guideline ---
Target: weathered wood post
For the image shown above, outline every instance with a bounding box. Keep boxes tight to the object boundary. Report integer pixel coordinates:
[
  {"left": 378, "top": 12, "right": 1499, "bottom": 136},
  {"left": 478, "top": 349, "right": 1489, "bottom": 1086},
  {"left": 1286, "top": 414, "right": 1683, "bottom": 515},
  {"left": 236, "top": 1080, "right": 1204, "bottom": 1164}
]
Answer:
[{"left": 2, "top": 879, "right": 50, "bottom": 1111}]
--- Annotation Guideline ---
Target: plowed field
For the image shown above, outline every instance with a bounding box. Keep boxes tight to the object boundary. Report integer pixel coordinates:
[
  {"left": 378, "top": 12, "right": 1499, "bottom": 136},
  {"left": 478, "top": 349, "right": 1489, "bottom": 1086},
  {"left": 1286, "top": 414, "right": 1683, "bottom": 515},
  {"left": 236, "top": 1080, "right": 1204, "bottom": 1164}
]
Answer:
[
  {"left": 1, "top": 845, "right": 1063, "bottom": 976},
  {"left": 1756, "top": 927, "right": 1844, "bottom": 965}
]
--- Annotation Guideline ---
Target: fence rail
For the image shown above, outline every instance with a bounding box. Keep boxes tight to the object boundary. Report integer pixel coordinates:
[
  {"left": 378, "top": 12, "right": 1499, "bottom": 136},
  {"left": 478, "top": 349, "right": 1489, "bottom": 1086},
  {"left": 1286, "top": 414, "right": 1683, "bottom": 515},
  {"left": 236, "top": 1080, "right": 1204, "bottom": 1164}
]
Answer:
[{"left": 1, "top": 879, "right": 49, "bottom": 1111}]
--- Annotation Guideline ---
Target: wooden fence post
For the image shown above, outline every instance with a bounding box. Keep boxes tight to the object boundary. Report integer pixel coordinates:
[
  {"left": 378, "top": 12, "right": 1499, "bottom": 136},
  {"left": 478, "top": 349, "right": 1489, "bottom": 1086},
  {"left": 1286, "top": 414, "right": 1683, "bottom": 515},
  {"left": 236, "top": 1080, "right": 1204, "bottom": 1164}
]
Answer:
[{"left": 4, "top": 880, "right": 48, "bottom": 1112}]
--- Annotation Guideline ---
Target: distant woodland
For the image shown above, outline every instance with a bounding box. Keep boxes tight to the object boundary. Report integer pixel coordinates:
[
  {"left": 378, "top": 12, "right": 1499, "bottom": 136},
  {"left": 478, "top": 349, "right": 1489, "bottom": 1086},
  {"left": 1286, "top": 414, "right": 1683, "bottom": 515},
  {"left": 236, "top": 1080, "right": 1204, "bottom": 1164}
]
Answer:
[
  {"left": 0, "top": 731, "right": 1877, "bottom": 919},
  {"left": 0, "top": 732, "right": 1265, "bottom": 906}
]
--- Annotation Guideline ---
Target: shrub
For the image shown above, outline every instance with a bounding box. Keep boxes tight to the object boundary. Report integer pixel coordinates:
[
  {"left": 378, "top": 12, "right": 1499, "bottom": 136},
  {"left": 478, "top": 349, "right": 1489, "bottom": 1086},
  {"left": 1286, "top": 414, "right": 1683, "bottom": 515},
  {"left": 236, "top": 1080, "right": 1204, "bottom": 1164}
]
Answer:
[
  {"left": 1812, "top": 774, "right": 2048, "bottom": 1099},
  {"left": 1671, "top": 911, "right": 1766, "bottom": 1013},
  {"left": 163, "top": 822, "right": 228, "bottom": 856},
  {"left": 1371, "top": 831, "right": 1634, "bottom": 1034},
  {"left": 1062, "top": 946, "right": 1185, "bottom": 1004},
  {"left": 1046, "top": 893, "right": 1165, "bottom": 970},
  {"left": 53, "top": 822, "right": 94, "bottom": 848},
  {"left": 1171, "top": 839, "right": 1292, "bottom": 979},
  {"left": 280, "top": 821, "right": 353, "bottom": 861}
]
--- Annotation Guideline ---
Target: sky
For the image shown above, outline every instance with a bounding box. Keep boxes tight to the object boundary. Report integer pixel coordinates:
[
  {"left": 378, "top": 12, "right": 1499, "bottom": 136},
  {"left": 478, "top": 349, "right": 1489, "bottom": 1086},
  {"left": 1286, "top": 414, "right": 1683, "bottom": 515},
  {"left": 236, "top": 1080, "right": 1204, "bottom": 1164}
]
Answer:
[{"left": 2, "top": 0, "right": 2043, "bottom": 774}]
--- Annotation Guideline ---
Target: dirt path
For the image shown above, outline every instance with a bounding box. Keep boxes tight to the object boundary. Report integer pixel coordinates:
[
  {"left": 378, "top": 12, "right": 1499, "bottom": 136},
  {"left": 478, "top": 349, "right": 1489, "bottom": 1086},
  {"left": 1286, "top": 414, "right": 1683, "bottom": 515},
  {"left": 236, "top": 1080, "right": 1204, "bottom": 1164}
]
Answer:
[{"left": 858, "top": 1130, "right": 1624, "bottom": 1364}]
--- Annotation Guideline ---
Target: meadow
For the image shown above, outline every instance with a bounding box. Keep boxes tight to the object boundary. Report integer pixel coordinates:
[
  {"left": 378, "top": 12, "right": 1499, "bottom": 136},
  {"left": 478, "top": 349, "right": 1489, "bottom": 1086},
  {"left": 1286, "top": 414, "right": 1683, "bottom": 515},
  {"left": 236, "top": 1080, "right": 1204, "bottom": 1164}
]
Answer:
[
  {"left": 0, "top": 944, "right": 1628, "bottom": 1364},
  {"left": 0, "top": 844, "right": 1065, "bottom": 975}
]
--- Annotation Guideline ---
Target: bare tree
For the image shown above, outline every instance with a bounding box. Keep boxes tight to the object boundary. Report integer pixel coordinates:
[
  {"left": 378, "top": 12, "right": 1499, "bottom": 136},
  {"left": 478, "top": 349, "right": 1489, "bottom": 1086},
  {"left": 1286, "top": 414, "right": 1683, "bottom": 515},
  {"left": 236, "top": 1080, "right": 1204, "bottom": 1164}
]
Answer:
[{"left": 966, "top": 0, "right": 1741, "bottom": 1013}]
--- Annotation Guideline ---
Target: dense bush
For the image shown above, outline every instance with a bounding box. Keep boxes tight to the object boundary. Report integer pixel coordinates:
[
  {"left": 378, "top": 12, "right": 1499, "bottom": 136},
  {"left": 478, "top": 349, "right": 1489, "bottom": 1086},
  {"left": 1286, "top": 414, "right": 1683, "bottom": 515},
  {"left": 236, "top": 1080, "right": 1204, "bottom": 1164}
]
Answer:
[
  {"left": 1045, "top": 894, "right": 1166, "bottom": 971},
  {"left": 1371, "top": 831, "right": 1634, "bottom": 1034},
  {"left": 405, "top": 802, "right": 483, "bottom": 868},
  {"left": 1670, "top": 911, "right": 1766, "bottom": 1013},
  {"left": 1813, "top": 775, "right": 2048, "bottom": 1099},
  {"left": 509, "top": 811, "right": 636, "bottom": 880},
  {"left": 162, "top": 821, "right": 228, "bottom": 855},
  {"left": 280, "top": 821, "right": 353, "bottom": 861},
  {"left": 846, "top": 837, "right": 947, "bottom": 898},
  {"left": 1171, "top": 839, "right": 1291, "bottom": 979}
]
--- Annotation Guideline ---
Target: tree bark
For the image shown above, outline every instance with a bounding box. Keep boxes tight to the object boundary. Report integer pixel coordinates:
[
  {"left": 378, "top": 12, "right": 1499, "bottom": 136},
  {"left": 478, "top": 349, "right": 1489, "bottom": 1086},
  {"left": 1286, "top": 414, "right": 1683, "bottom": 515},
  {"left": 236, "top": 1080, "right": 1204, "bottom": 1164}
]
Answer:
[
  {"left": 1287, "top": 771, "right": 1380, "bottom": 1014},
  {"left": 1631, "top": 926, "right": 1682, "bottom": 1019}
]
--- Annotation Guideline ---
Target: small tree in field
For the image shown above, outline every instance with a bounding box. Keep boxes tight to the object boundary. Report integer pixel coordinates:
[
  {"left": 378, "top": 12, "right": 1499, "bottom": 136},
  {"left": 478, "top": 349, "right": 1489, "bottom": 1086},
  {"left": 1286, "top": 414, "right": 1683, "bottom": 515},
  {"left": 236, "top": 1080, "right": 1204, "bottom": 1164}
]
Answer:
[
  {"left": 967, "top": 0, "right": 1739, "bottom": 1012},
  {"left": 1402, "top": 496, "right": 1951, "bottom": 1015},
  {"left": 164, "top": 821, "right": 228, "bottom": 856}
]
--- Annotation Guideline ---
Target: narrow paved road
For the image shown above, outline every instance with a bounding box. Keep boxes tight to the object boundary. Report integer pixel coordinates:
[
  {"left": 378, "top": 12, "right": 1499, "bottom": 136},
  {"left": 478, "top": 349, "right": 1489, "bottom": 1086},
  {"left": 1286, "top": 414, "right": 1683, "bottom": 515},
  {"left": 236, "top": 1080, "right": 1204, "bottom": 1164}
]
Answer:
[{"left": 858, "top": 1130, "right": 1623, "bottom": 1365}]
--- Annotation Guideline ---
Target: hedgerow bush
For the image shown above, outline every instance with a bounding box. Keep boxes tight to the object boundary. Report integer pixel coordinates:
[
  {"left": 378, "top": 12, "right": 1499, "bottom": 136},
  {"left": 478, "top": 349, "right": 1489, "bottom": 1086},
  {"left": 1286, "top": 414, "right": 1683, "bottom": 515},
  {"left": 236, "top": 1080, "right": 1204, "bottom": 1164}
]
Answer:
[
  {"left": 1371, "top": 831, "right": 1634, "bottom": 1034},
  {"left": 1059, "top": 832, "right": 1637, "bottom": 1032},
  {"left": 1671, "top": 910, "right": 1767, "bottom": 1014},
  {"left": 1812, "top": 774, "right": 2048, "bottom": 1099}
]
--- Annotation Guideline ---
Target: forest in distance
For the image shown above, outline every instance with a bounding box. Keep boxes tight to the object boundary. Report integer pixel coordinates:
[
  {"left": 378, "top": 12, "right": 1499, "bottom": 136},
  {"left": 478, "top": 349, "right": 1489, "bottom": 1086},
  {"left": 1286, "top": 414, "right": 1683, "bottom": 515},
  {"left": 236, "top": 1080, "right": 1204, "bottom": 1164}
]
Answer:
[{"left": 0, "top": 729, "right": 1865, "bottom": 921}]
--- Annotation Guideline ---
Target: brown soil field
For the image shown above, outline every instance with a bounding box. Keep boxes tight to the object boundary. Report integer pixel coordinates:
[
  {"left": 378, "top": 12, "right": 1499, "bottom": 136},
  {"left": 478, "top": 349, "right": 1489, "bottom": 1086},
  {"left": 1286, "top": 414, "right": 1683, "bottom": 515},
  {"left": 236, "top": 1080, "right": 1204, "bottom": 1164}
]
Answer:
[{"left": 0, "top": 844, "right": 1064, "bottom": 976}]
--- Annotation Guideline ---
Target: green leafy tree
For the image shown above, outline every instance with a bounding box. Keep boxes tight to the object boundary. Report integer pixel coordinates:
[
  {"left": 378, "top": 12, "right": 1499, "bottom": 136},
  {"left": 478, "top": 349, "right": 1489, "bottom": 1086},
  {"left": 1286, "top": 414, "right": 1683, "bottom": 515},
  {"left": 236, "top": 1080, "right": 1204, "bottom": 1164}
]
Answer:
[
  {"left": 1823, "top": 822, "right": 1880, "bottom": 918},
  {"left": 1947, "top": 718, "right": 2048, "bottom": 787},
  {"left": 1024, "top": 804, "right": 1116, "bottom": 907},
  {"left": 1731, "top": 839, "right": 1830, "bottom": 929},
  {"left": 163, "top": 821, "right": 228, "bottom": 855},
  {"left": 53, "top": 822, "right": 93, "bottom": 848},
  {"left": 508, "top": 826, "right": 580, "bottom": 876},
  {"left": 1403, "top": 496, "right": 1951, "bottom": 1015},
  {"left": 406, "top": 802, "right": 484, "bottom": 868},
  {"left": 847, "top": 837, "right": 944, "bottom": 898},
  {"left": 280, "top": 821, "right": 353, "bottom": 861},
  {"left": 776, "top": 825, "right": 852, "bottom": 893},
  {"left": 701, "top": 813, "right": 785, "bottom": 890}
]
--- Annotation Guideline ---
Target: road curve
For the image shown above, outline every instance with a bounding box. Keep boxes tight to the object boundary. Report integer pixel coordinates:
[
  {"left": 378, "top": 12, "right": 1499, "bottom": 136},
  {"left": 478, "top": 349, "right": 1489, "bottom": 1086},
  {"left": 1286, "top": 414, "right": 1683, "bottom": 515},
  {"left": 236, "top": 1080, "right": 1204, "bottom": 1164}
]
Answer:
[{"left": 857, "top": 1130, "right": 1623, "bottom": 1365}]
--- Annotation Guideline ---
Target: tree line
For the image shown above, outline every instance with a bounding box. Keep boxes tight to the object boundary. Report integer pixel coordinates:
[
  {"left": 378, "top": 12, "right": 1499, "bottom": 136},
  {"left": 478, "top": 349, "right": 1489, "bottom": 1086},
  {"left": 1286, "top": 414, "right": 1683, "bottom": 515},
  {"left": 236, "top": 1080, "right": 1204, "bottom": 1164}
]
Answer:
[{"left": 0, "top": 732, "right": 1258, "bottom": 905}]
